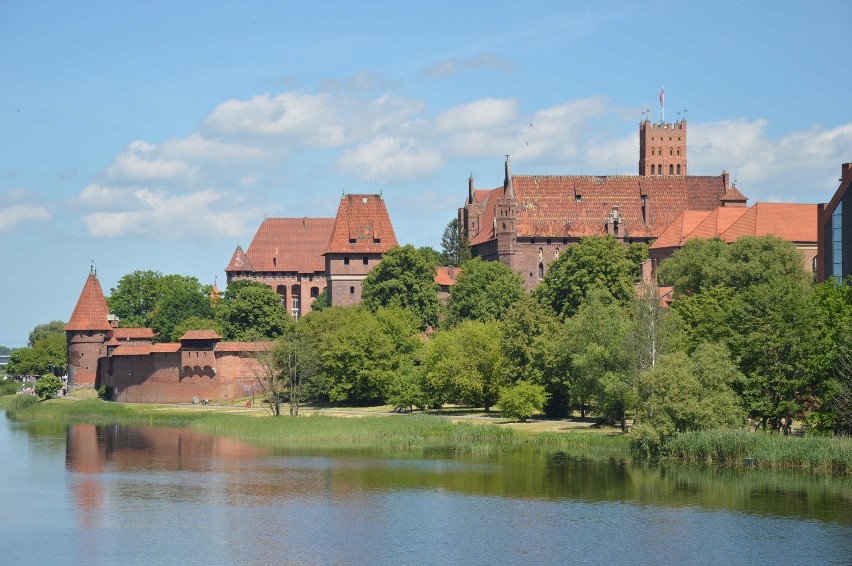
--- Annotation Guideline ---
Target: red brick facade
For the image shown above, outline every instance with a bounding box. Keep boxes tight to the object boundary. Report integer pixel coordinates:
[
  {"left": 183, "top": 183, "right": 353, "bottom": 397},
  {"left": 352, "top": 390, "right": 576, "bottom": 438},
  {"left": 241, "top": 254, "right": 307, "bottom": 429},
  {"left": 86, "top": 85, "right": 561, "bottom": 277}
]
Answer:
[{"left": 459, "top": 121, "right": 749, "bottom": 289}]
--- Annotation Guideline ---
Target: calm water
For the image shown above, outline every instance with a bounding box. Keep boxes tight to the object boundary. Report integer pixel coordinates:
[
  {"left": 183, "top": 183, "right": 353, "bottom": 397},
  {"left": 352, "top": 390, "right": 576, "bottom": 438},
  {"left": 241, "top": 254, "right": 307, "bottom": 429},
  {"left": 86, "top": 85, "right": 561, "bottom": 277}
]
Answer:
[{"left": 0, "top": 413, "right": 849, "bottom": 566}]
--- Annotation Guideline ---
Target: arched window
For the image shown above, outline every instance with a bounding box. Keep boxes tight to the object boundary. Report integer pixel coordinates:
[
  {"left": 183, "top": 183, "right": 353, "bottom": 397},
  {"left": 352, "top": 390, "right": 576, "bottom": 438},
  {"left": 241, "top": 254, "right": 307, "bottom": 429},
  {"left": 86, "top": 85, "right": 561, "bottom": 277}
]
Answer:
[
  {"left": 502, "top": 222, "right": 506, "bottom": 230},
  {"left": 555, "top": 248, "right": 560, "bottom": 259},
  {"left": 676, "top": 149, "right": 680, "bottom": 156},
  {"left": 651, "top": 148, "right": 655, "bottom": 156},
  {"left": 658, "top": 164, "right": 662, "bottom": 175},
  {"left": 669, "top": 164, "right": 674, "bottom": 175},
  {"left": 538, "top": 263, "right": 544, "bottom": 279},
  {"left": 670, "top": 148, "right": 673, "bottom": 156},
  {"left": 276, "top": 285, "right": 287, "bottom": 309},
  {"left": 676, "top": 164, "right": 681, "bottom": 175},
  {"left": 538, "top": 247, "right": 543, "bottom": 261},
  {"left": 349, "top": 286, "right": 355, "bottom": 294},
  {"left": 651, "top": 164, "right": 655, "bottom": 175}
]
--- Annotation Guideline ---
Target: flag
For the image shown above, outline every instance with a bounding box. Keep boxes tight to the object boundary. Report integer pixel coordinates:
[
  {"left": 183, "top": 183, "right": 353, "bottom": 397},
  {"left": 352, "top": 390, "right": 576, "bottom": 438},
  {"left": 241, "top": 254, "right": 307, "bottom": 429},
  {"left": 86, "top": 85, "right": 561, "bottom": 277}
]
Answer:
[{"left": 659, "top": 87, "right": 665, "bottom": 108}]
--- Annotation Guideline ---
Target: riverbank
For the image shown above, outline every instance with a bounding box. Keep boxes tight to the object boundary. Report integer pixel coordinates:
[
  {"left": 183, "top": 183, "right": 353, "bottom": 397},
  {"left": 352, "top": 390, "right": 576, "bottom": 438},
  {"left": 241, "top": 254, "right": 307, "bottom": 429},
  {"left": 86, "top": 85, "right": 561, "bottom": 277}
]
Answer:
[{"left": 2, "top": 395, "right": 850, "bottom": 473}]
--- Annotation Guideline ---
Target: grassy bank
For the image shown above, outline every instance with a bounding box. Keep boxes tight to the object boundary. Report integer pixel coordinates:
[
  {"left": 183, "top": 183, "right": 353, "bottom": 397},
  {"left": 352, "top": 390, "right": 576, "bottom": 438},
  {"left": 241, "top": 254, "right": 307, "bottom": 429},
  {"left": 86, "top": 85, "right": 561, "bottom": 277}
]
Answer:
[
  {"left": 2, "top": 396, "right": 849, "bottom": 473},
  {"left": 665, "top": 429, "right": 852, "bottom": 474}
]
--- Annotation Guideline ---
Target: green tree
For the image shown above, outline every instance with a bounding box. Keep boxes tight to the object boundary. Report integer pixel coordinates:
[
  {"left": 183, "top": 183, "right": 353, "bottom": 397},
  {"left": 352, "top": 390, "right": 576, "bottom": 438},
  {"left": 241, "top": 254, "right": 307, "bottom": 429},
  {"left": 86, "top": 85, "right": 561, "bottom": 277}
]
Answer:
[
  {"left": 0, "top": 345, "right": 11, "bottom": 355},
  {"left": 28, "top": 320, "right": 66, "bottom": 347},
  {"left": 534, "top": 236, "right": 636, "bottom": 318},
  {"left": 417, "top": 246, "right": 445, "bottom": 268},
  {"left": 107, "top": 270, "right": 166, "bottom": 327},
  {"left": 446, "top": 258, "right": 526, "bottom": 327},
  {"left": 497, "top": 381, "right": 549, "bottom": 422},
  {"left": 361, "top": 244, "right": 441, "bottom": 329},
  {"left": 6, "top": 331, "right": 67, "bottom": 377},
  {"left": 636, "top": 343, "right": 744, "bottom": 435},
  {"left": 311, "top": 288, "right": 329, "bottom": 312},
  {"left": 422, "top": 320, "right": 504, "bottom": 411},
  {"left": 35, "top": 374, "right": 63, "bottom": 399},
  {"left": 215, "top": 280, "right": 291, "bottom": 341},
  {"left": 149, "top": 276, "right": 215, "bottom": 342},
  {"left": 656, "top": 238, "right": 728, "bottom": 296},
  {"left": 499, "top": 296, "right": 559, "bottom": 385},
  {"left": 440, "top": 218, "right": 470, "bottom": 267},
  {"left": 273, "top": 326, "right": 321, "bottom": 416}
]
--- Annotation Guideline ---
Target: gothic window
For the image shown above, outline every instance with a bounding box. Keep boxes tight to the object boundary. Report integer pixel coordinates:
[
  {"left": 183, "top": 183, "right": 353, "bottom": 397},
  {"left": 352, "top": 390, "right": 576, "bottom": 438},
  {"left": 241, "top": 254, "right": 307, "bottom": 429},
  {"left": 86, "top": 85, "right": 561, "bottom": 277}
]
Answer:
[
  {"left": 651, "top": 148, "right": 655, "bottom": 156},
  {"left": 658, "top": 164, "right": 662, "bottom": 175},
  {"left": 670, "top": 148, "right": 673, "bottom": 156},
  {"left": 502, "top": 222, "right": 506, "bottom": 230},
  {"left": 677, "top": 149, "right": 680, "bottom": 156},
  {"left": 669, "top": 164, "right": 674, "bottom": 175},
  {"left": 349, "top": 286, "right": 356, "bottom": 294},
  {"left": 651, "top": 164, "right": 655, "bottom": 175},
  {"left": 555, "top": 248, "right": 560, "bottom": 259},
  {"left": 677, "top": 164, "right": 681, "bottom": 175},
  {"left": 538, "top": 263, "right": 544, "bottom": 278},
  {"left": 538, "top": 247, "right": 543, "bottom": 261}
]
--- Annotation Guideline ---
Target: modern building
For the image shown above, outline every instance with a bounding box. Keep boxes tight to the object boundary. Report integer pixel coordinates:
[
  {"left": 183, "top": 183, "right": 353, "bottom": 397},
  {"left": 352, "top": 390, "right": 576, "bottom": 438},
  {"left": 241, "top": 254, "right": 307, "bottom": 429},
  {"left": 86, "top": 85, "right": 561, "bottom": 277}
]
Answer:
[
  {"left": 459, "top": 119, "right": 748, "bottom": 289},
  {"left": 817, "top": 163, "right": 852, "bottom": 282}
]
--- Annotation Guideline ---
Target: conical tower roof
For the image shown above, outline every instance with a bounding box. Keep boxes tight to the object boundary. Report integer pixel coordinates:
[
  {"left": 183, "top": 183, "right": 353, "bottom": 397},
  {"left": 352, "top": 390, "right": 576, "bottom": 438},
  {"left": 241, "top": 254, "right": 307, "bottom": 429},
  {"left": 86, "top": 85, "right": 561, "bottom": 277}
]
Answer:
[
  {"left": 65, "top": 271, "right": 113, "bottom": 331},
  {"left": 225, "top": 245, "right": 254, "bottom": 272}
]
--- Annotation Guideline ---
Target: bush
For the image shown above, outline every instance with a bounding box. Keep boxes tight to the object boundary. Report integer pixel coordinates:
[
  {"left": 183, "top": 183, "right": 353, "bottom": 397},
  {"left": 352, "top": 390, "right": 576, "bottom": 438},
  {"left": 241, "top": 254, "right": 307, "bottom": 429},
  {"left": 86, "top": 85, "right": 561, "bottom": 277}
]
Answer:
[
  {"left": 497, "top": 382, "right": 548, "bottom": 422},
  {"left": 0, "top": 379, "right": 20, "bottom": 396},
  {"left": 34, "top": 374, "right": 62, "bottom": 399}
]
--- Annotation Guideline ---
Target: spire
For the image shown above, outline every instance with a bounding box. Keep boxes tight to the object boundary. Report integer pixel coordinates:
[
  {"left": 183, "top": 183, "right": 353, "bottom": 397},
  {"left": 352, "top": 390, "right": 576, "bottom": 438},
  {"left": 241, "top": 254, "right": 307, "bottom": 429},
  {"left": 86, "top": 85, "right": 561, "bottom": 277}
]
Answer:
[
  {"left": 504, "top": 155, "right": 515, "bottom": 199},
  {"left": 65, "top": 272, "right": 112, "bottom": 331}
]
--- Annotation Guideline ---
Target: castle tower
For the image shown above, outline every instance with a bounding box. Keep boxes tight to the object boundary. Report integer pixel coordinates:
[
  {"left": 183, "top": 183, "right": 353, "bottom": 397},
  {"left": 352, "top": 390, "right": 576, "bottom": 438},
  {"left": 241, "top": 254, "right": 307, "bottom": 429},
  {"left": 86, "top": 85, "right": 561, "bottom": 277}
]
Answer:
[
  {"left": 495, "top": 156, "right": 518, "bottom": 269},
  {"left": 64, "top": 268, "right": 114, "bottom": 387},
  {"left": 639, "top": 119, "right": 687, "bottom": 177}
]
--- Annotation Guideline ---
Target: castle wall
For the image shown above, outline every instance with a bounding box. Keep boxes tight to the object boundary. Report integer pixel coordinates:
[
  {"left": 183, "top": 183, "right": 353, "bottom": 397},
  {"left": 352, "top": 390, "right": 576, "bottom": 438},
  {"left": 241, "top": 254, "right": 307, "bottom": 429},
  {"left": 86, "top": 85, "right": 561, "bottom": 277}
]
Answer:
[{"left": 107, "top": 351, "right": 265, "bottom": 404}]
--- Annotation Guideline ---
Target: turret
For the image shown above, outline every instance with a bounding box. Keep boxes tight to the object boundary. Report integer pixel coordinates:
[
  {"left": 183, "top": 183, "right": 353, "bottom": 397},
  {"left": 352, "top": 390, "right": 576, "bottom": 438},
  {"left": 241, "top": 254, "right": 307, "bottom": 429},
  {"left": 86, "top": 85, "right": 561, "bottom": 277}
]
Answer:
[{"left": 64, "top": 267, "right": 113, "bottom": 387}]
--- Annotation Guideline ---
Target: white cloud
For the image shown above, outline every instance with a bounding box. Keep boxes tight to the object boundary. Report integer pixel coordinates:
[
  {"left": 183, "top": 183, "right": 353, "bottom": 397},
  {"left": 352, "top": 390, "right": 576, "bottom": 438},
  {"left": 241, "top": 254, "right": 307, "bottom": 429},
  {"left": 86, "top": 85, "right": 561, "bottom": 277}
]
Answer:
[
  {"left": 0, "top": 205, "right": 50, "bottom": 233},
  {"left": 81, "top": 189, "right": 263, "bottom": 243},
  {"left": 436, "top": 98, "right": 518, "bottom": 133},
  {"left": 160, "top": 134, "right": 269, "bottom": 163},
  {"left": 106, "top": 140, "right": 197, "bottom": 184},
  {"left": 336, "top": 136, "right": 442, "bottom": 182}
]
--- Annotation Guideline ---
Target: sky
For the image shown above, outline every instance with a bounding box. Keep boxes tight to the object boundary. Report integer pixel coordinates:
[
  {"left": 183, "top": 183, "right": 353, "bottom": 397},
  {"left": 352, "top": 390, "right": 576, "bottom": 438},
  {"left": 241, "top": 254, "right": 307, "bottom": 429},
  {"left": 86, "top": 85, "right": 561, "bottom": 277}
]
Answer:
[{"left": 1, "top": 0, "right": 850, "bottom": 346}]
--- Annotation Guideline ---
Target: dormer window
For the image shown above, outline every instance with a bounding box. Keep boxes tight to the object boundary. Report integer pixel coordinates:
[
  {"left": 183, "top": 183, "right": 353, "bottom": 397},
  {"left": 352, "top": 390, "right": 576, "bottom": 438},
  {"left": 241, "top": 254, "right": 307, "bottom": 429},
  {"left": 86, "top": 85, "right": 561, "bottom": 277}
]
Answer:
[
  {"left": 349, "top": 238, "right": 356, "bottom": 244},
  {"left": 373, "top": 238, "right": 381, "bottom": 244}
]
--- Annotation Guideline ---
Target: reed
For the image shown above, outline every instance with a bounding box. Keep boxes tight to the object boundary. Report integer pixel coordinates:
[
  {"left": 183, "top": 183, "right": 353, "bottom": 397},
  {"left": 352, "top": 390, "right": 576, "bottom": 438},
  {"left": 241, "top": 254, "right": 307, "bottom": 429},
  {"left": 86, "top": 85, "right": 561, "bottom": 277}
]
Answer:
[{"left": 665, "top": 429, "right": 852, "bottom": 474}]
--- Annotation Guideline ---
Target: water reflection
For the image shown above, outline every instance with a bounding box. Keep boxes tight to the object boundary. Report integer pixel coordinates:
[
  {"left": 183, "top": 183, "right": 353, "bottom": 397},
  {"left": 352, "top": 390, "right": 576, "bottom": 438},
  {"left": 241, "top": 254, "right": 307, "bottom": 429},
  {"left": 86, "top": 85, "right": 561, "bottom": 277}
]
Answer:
[{"left": 65, "top": 424, "right": 852, "bottom": 524}]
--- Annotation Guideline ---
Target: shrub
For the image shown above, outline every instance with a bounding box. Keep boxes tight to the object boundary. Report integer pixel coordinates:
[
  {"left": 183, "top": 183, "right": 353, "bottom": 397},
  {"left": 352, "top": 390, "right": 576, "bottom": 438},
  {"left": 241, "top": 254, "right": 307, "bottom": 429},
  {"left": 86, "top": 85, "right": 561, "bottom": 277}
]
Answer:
[
  {"left": 0, "top": 379, "right": 20, "bottom": 396},
  {"left": 34, "top": 374, "right": 62, "bottom": 399},
  {"left": 497, "top": 382, "right": 548, "bottom": 422}
]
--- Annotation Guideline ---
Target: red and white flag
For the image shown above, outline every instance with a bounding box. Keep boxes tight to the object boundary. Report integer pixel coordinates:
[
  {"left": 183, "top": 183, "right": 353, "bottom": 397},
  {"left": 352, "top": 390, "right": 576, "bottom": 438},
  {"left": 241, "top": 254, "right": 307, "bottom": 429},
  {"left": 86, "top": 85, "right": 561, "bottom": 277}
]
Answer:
[{"left": 659, "top": 87, "right": 665, "bottom": 108}]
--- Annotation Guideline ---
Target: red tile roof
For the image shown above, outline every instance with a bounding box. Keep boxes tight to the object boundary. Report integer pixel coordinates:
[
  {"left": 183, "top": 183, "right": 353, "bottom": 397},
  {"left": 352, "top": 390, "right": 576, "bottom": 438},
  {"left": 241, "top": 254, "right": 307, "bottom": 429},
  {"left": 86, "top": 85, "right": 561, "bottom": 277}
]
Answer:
[
  {"left": 435, "top": 266, "right": 461, "bottom": 286},
  {"left": 225, "top": 245, "right": 253, "bottom": 272},
  {"left": 651, "top": 203, "right": 818, "bottom": 250},
  {"left": 112, "top": 328, "right": 155, "bottom": 340},
  {"left": 65, "top": 273, "right": 113, "bottom": 331},
  {"left": 180, "top": 330, "right": 222, "bottom": 341},
  {"left": 214, "top": 342, "right": 275, "bottom": 352},
  {"left": 227, "top": 218, "right": 335, "bottom": 274},
  {"left": 325, "top": 194, "right": 398, "bottom": 254},
  {"left": 468, "top": 175, "right": 742, "bottom": 245}
]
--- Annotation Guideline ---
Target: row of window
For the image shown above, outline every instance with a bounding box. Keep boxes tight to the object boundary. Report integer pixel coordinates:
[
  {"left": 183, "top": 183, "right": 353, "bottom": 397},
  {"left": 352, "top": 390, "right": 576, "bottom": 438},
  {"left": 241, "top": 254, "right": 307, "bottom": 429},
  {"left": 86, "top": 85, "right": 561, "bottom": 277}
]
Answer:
[
  {"left": 343, "top": 257, "right": 370, "bottom": 265},
  {"left": 650, "top": 148, "right": 681, "bottom": 157},
  {"left": 650, "top": 164, "right": 682, "bottom": 175}
]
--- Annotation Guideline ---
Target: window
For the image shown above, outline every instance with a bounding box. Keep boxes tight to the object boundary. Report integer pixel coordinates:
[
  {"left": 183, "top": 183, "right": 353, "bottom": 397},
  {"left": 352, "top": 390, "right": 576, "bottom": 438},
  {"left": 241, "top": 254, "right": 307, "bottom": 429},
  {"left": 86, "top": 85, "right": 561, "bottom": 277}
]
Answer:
[
  {"left": 344, "top": 256, "right": 350, "bottom": 265},
  {"left": 833, "top": 201, "right": 843, "bottom": 280},
  {"left": 669, "top": 164, "right": 674, "bottom": 175},
  {"left": 651, "top": 165, "right": 655, "bottom": 175},
  {"left": 651, "top": 148, "right": 655, "bottom": 156},
  {"left": 670, "top": 148, "right": 673, "bottom": 156},
  {"left": 676, "top": 164, "right": 681, "bottom": 175},
  {"left": 658, "top": 164, "right": 662, "bottom": 175},
  {"left": 349, "top": 286, "right": 356, "bottom": 294},
  {"left": 373, "top": 238, "right": 381, "bottom": 244},
  {"left": 349, "top": 238, "right": 356, "bottom": 244},
  {"left": 538, "top": 263, "right": 544, "bottom": 278},
  {"left": 538, "top": 247, "right": 543, "bottom": 261},
  {"left": 310, "top": 287, "right": 319, "bottom": 298},
  {"left": 555, "top": 248, "right": 560, "bottom": 259},
  {"left": 677, "top": 149, "right": 680, "bottom": 156},
  {"left": 575, "top": 194, "right": 582, "bottom": 202},
  {"left": 363, "top": 257, "right": 369, "bottom": 265}
]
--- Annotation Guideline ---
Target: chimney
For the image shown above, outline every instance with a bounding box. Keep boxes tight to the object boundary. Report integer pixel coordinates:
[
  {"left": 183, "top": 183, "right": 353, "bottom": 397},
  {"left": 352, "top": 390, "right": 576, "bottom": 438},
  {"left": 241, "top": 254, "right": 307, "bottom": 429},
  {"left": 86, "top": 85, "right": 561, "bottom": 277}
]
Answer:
[
  {"left": 468, "top": 174, "right": 474, "bottom": 204},
  {"left": 722, "top": 170, "right": 730, "bottom": 192},
  {"left": 642, "top": 195, "right": 651, "bottom": 225},
  {"left": 842, "top": 163, "right": 852, "bottom": 182}
]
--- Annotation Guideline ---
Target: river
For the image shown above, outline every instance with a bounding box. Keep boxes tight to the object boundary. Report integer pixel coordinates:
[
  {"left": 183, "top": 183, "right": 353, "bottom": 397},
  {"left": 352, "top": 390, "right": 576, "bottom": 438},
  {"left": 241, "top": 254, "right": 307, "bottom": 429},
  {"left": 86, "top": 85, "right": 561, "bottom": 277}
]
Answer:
[{"left": 0, "top": 413, "right": 849, "bottom": 565}]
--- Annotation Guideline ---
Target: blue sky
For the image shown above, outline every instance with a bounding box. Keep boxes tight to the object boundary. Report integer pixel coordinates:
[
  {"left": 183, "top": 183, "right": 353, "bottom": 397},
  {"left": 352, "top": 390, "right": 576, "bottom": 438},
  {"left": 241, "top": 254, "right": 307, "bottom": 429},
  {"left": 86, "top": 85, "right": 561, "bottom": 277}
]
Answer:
[{"left": 1, "top": 0, "right": 850, "bottom": 346}]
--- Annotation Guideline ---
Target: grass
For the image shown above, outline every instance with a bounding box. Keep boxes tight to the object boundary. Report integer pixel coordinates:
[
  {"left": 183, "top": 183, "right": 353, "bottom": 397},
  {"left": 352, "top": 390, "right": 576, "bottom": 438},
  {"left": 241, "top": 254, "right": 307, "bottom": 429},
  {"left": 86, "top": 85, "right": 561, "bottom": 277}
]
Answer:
[
  {"left": 1, "top": 396, "right": 849, "bottom": 473},
  {"left": 665, "top": 429, "right": 852, "bottom": 474}
]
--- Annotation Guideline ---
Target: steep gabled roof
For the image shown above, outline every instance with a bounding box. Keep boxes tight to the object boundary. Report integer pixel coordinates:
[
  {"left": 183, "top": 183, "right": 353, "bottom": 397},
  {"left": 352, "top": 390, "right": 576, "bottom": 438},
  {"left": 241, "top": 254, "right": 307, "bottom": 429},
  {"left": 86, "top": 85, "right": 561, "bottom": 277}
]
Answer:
[
  {"left": 65, "top": 272, "right": 113, "bottom": 331},
  {"left": 435, "top": 266, "right": 461, "bottom": 286},
  {"left": 468, "top": 174, "right": 741, "bottom": 245},
  {"left": 112, "top": 328, "right": 155, "bottom": 340},
  {"left": 325, "top": 194, "right": 398, "bottom": 254},
  {"left": 228, "top": 218, "right": 335, "bottom": 274},
  {"left": 225, "top": 245, "right": 253, "bottom": 272}
]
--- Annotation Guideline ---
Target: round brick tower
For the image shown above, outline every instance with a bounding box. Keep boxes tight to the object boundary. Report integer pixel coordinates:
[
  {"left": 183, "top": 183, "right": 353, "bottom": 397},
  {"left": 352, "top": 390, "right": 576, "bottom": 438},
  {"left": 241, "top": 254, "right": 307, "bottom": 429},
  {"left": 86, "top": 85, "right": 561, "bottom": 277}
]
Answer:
[{"left": 64, "top": 268, "right": 114, "bottom": 388}]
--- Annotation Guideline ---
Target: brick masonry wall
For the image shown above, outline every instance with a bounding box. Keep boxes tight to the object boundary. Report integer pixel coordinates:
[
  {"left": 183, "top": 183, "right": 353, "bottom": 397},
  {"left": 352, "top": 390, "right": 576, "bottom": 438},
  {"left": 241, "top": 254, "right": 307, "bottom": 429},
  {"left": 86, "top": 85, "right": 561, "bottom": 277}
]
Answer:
[{"left": 67, "top": 331, "right": 108, "bottom": 386}]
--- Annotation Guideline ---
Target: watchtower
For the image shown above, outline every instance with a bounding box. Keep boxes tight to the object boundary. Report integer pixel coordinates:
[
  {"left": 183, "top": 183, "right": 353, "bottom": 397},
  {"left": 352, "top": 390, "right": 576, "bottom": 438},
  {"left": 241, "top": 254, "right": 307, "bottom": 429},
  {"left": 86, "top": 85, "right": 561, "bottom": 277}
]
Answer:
[{"left": 639, "top": 119, "right": 687, "bottom": 177}]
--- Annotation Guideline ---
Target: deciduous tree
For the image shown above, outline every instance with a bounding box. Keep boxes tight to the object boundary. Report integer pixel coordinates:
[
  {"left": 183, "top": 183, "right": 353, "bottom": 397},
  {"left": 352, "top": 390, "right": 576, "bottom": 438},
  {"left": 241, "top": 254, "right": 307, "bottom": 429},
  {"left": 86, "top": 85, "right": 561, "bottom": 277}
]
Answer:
[{"left": 446, "top": 258, "right": 526, "bottom": 327}]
